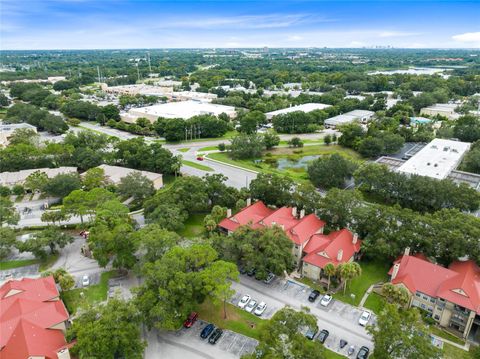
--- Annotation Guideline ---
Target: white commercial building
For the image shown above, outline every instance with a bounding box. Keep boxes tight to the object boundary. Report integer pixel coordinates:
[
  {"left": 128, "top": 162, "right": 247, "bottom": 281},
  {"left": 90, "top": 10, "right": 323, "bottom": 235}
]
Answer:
[
  {"left": 420, "top": 103, "right": 460, "bottom": 120},
  {"left": 121, "top": 100, "right": 236, "bottom": 123},
  {"left": 0, "top": 167, "right": 78, "bottom": 187},
  {"left": 0, "top": 123, "right": 37, "bottom": 147},
  {"left": 94, "top": 164, "right": 163, "bottom": 189},
  {"left": 397, "top": 138, "right": 471, "bottom": 180},
  {"left": 265, "top": 103, "right": 331, "bottom": 120},
  {"left": 324, "top": 110, "right": 375, "bottom": 128}
]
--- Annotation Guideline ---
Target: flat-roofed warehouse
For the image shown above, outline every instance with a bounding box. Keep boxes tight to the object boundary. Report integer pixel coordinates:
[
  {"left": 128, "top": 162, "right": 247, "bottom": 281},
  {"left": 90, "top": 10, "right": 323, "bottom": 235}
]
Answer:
[
  {"left": 397, "top": 138, "right": 471, "bottom": 180},
  {"left": 121, "top": 100, "right": 236, "bottom": 123},
  {"left": 324, "top": 110, "right": 375, "bottom": 128},
  {"left": 265, "top": 103, "right": 331, "bottom": 120}
]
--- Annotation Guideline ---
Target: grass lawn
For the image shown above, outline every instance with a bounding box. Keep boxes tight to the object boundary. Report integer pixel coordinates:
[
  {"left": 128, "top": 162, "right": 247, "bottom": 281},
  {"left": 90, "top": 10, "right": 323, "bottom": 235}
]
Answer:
[
  {"left": 324, "top": 349, "right": 348, "bottom": 359},
  {"left": 0, "top": 259, "right": 40, "bottom": 270},
  {"left": 442, "top": 343, "right": 471, "bottom": 359},
  {"left": 198, "top": 145, "right": 220, "bottom": 152},
  {"left": 430, "top": 326, "right": 466, "bottom": 346},
  {"left": 182, "top": 160, "right": 214, "bottom": 172},
  {"left": 209, "top": 144, "right": 363, "bottom": 183},
  {"left": 179, "top": 213, "right": 206, "bottom": 238},
  {"left": 363, "top": 292, "right": 387, "bottom": 314},
  {"left": 38, "top": 253, "right": 59, "bottom": 271},
  {"left": 178, "top": 148, "right": 190, "bottom": 153},
  {"left": 179, "top": 130, "right": 238, "bottom": 144},
  {"left": 62, "top": 270, "right": 116, "bottom": 314},
  {"left": 297, "top": 277, "right": 327, "bottom": 294},
  {"left": 333, "top": 260, "right": 390, "bottom": 306},
  {"left": 195, "top": 299, "right": 265, "bottom": 340}
]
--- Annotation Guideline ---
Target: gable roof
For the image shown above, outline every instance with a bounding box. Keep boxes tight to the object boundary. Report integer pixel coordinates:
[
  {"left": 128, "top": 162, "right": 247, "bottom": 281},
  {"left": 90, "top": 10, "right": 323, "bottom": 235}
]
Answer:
[
  {"left": 391, "top": 255, "right": 480, "bottom": 313},
  {"left": 302, "top": 229, "right": 361, "bottom": 269},
  {"left": 218, "top": 201, "right": 274, "bottom": 232},
  {"left": 0, "top": 276, "right": 69, "bottom": 359}
]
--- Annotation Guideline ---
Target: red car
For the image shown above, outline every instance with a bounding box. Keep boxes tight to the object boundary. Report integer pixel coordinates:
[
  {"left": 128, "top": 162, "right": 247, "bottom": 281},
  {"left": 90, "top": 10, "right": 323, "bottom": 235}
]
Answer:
[
  {"left": 183, "top": 312, "right": 199, "bottom": 328},
  {"left": 196, "top": 156, "right": 204, "bottom": 161}
]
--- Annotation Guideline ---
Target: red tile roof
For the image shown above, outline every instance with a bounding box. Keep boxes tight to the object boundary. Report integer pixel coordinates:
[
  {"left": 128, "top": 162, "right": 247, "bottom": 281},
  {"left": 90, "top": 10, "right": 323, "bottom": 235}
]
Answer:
[
  {"left": 0, "top": 276, "right": 70, "bottom": 359},
  {"left": 218, "top": 201, "right": 326, "bottom": 246},
  {"left": 302, "top": 229, "right": 361, "bottom": 269},
  {"left": 391, "top": 255, "right": 480, "bottom": 314}
]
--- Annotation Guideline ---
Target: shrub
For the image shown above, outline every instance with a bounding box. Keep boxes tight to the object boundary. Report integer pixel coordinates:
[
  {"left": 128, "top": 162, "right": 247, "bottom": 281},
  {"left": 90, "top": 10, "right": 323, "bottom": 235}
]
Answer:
[{"left": 12, "top": 185, "right": 25, "bottom": 196}]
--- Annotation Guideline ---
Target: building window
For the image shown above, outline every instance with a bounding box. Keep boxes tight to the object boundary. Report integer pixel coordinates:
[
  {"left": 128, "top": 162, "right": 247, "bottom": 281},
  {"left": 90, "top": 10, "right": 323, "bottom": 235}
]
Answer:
[
  {"left": 415, "top": 292, "right": 421, "bottom": 297},
  {"left": 434, "top": 315, "right": 440, "bottom": 320},
  {"left": 430, "top": 298, "right": 436, "bottom": 303},
  {"left": 428, "top": 307, "right": 433, "bottom": 312}
]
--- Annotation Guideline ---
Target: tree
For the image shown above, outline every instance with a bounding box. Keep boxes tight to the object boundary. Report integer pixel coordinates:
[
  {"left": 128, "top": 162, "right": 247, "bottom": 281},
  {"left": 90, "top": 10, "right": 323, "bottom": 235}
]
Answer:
[
  {"left": 212, "top": 226, "right": 295, "bottom": 279},
  {"left": 44, "top": 173, "right": 82, "bottom": 198},
  {"left": 263, "top": 132, "right": 281, "bottom": 150},
  {"left": 288, "top": 137, "right": 304, "bottom": 147},
  {"left": 323, "top": 134, "right": 332, "bottom": 146},
  {"left": 0, "top": 227, "right": 17, "bottom": 260},
  {"left": 338, "top": 123, "right": 365, "bottom": 149},
  {"left": 41, "top": 268, "right": 75, "bottom": 291},
  {"left": 24, "top": 170, "right": 49, "bottom": 192},
  {"left": 239, "top": 110, "right": 265, "bottom": 134},
  {"left": 453, "top": 115, "right": 480, "bottom": 143},
  {"left": 337, "top": 262, "right": 362, "bottom": 294},
  {"left": 307, "top": 154, "right": 357, "bottom": 189},
  {"left": 135, "top": 224, "right": 180, "bottom": 265},
  {"left": 101, "top": 104, "right": 121, "bottom": 121},
  {"left": 21, "top": 226, "right": 74, "bottom": 259},
  {"left": 67, "top": 298, "right": 146, "bottom": 359},
  {"left": 318, "top": 188, "right": 363, "bottom": 229},
  {"left": 358, "top": 136, "right": 384, "bottom": 158},
  {"left": 229, "top": 133, "right": 265, "bottom": 159},
  {"left": 0, "top": 197, "right": 19, "bottom": 225},
  {"left": 117, "top": 171, "right": 155, "bottom": 203},
  {"left": 323, "top": 263, "right": 336, "bottom": 292},
  {"left": 8, "top": 128, "right": 39, "bottom": 146},
  {"left": 203, "top": 173, "right": 240, "bottom": 208},
  {"left": 368, "top": 304, "right": 441, "bottom": 359},
  {"left": 242, "top": 307, "right": 324, "bottom": 359},
  {"left": 41, "top": 210, "right": 70, "bottom": 226},
  {"left": 460, "top": 141, "right": 480, "bottom": 174},
  {"left": 381, "top": 283, "right": 410, "bottom": 307},
  {"left": 145, "top": 203, "right": 189, "bottom": 232},
  {"left": 249, "top": 173, "right": 294, "bottom": 207},
  {"left": 82, "top": 167, "right": 107, "bottom": 190},
  {"left": 0, "top": 93, "right": 10, "bottom": 107}
]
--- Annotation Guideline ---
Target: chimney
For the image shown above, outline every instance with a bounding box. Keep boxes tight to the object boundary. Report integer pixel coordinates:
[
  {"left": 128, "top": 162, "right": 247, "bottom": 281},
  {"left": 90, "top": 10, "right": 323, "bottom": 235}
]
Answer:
[
  {"left": 337, "top": 249, "right": 343, "bottom": 262},
  {"left": 246, "top": 198, "right": 252, "bottom": 207},
  {"left": 292, "top": 207, "right": 297, "bottom": 217},
  {"left": 352, "top": 233, "right": 358, "bottom": 245},
  {"left": 300, "top": 209, "right": 305, "bottom": 219},
  {"left": 404, "top": 247, "right": 410, "bottom": 257},
  {"left": 226, "top": 208, "right": 232, "bottom": 218},
  {"left": 391, "top": 262, "right": 401, "bottom": 280}
]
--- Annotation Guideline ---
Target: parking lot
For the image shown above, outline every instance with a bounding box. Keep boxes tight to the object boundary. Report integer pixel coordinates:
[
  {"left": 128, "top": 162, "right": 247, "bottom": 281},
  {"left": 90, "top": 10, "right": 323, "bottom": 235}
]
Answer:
[
  {"left": 146, "top": 320, "right": 257, "bottom": 359},
  {"left": 74, "top": 272, "right": 100, "bottom": 288}
]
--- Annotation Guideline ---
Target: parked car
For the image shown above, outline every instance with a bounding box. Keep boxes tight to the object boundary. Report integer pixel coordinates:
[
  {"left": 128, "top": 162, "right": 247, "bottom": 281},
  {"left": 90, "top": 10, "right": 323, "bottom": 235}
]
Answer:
[
  {"left": 348, "top": 346, "right": 356, "bottom": 356},
  {"left": 308, "top": 289, "right": 320, "bottom": 302},
  {"left": 82, "top": 275, "right": 90, "bottom": 287},
  {"left": 183, "top": 312, "right": 198, "bottom": 328},
  {"left": 200, "top": 324, "right": 215, "bottom": 339},
  {"left": 358, "top": 311, "right": 371, "bottom": 326},
  {"left": 263, "top": 272, "right": 275, "bottom": 284},
  {"left": 356, "top": 346, "right": 369, "bottom": 359},
  {"left": 340, "top": 339, "right": 348, "bottom": 348},
  {"left": 254, "top": 301, "right": 267, "bottom": 316},
  {"left": 320, "top": 294, "right": 333, "bottom": 307},
  {"left": 238, "top": 266, "right": 247, "bottom": 275},
  {"left": 305, "top": 328, "right": 318, "bottom": 340},
  {"left": 208, "top": 328, "right": 223, "bottom": 344},
  {"left": 196, "top": 156, "right": 204, "bottom": 161},
  {"left": 317, "top": 329, "right": 329, "bottom": 344},
  {"left": 238, "top": 294, "right": 251, "bottom": 309},
  {"left": 245, "top": 299, "right": 257, "bottom": 313},
  {"left": 246, "top": 268, "right": 256, "bottom": 277}
]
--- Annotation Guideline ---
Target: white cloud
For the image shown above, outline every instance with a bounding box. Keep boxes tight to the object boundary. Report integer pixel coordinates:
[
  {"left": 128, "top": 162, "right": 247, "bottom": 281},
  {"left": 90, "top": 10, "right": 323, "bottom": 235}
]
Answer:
[
  {"left": 452, "top": 32, "right": 480, "bottom": 43},
  {"left": 378, "top": 31, "right": 420, "bottom": 38},
  {"left": 287, "top": 35, "right": 303, "bottom": 42}
]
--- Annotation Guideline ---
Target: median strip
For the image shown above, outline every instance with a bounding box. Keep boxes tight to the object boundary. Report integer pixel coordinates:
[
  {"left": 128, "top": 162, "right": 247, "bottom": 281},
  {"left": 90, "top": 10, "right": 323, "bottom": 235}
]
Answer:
[{"left": 182, "top": 160, "right": 214, "bottom": 172}]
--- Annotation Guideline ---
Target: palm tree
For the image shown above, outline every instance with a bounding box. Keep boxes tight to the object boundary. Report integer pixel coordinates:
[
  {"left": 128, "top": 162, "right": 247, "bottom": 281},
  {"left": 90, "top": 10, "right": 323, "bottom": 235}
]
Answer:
[
  {"left": 323, "top": 263, "right": 336, "bottom": 291},
  {"left": 338, "top": 262, "right": 362, "bottom": 294}
]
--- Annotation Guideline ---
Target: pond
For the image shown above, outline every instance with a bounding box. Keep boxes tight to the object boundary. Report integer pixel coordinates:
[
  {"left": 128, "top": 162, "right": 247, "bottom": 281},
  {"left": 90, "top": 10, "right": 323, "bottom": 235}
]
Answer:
[{"left": 276, "top": 155, "right": 320, "bottom": 170}]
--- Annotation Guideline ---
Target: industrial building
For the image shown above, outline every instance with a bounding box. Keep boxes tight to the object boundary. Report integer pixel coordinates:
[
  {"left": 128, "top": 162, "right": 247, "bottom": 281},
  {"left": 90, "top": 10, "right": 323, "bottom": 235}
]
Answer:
[
  {"left": 265, "top": 103, "right": 331, "bottom": 120},
  {"left": 324, "top": 109, "right": 375, "bottom": 128},
  {"left": 121, "top": 100, "right": 236, "bottom": 123},
  {"left": 420, "top": 103, "right": 460, "bottom": 120}
]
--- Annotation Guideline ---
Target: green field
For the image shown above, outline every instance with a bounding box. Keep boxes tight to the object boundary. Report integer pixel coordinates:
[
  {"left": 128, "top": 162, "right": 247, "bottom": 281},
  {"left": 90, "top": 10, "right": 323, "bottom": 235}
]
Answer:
[
  {"left": 333, "top": 260, "right": 389, "bottom": 306},
  {"left": 62, "top": 270, "right": 116, "bottom": 314},
  {"left": 178, "top": 148, "right": 190, "bottom": 152},
  {"left": 182, "top": 160, "right": 214, "bottom": 172},
  {"left": 198, "top": 145, "right": 220, "bottom": 152},
  {"left": 363, "top": 292, "right": 387, "bottom": 314},
  {"left": 0, "top": 259, "right": 40, "bottom": 270},
  {"left": 178, "top": 213, "right": 206, "bottom": 238}
]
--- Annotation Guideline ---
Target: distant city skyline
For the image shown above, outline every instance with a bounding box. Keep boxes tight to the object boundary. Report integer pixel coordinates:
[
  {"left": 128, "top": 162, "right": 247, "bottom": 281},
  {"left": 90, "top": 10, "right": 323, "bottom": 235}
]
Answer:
[{"left": 1, "top": 0, "right": 479, "bottom": 50}]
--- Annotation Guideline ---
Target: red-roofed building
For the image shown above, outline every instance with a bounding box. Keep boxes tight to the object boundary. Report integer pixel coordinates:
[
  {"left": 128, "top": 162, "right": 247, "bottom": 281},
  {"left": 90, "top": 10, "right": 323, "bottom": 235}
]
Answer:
[
  {"left": 389, "top": 248, "right": 480, "bottom": 340},
  {"left": 0, "top": 276, "right": 72, "bottom": 359},
  {"left": 218, "top": 200, "right": 362, "bottom": 274}
]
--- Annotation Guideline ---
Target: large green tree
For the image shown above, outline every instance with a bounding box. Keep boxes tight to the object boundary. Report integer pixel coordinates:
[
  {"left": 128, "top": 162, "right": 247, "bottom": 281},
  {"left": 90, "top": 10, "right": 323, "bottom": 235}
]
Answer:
[
  {"left": 307, "top": 153, "right": 357, "bottom": 189},
  {"left": 0, "top": 227, "right": 17, "bottom": 260},
  {"left": 117, "top": 171, "right": 155, "bottom": 203},
  {"left": 249, "top": 173, "right": 294, "bottom": 207}
]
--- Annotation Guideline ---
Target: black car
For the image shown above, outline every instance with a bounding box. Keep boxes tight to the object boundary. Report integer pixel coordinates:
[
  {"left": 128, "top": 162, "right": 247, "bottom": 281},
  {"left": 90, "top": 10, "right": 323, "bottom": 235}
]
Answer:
[
  {"left": 247, "top": 268, "right": 256, "bottom": 277},
  {"left": 200, "top": 324, "right": 215, "bottom": 339},
  {"left": 308, "top": 289, "right": 320, "bottom": 302},
  {"left": 305, "top": 328, "right": 318, "bottom": 340},
  {"left": 356, "top": 346, "right": 370, "bottom": 359},
  {"left": 208, "top": 328, "right": 223, "bottom": 344},
  {"left": 317, "top": 329, "right": 329, "bottom": 344},
  {"left": 238, "top": 266, "right": 248, "bottom": 275}
]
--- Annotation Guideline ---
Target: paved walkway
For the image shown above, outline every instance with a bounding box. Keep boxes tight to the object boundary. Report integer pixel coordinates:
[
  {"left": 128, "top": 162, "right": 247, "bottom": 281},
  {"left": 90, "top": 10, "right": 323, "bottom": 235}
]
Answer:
[{"left": 359, "top": 285, "right": 374, "bottom": 307}]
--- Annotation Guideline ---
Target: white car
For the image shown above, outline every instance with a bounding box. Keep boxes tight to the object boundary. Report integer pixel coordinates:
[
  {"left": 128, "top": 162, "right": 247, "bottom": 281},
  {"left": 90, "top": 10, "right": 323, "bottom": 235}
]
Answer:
[
  {"left": 238, "top": 294, "right": 251, "bottom": 309},
  {"left": 82, "top": 275, "right": 90, "bottom": 287},
  {"left": 245, "top": 299, "right": 258, "bottom": 313},
  {"left": 254, "top": 301, "right": 267, "bottom": 316},
  {"left": 358, "top": 310, "right": 371, "bottom": 326},
  {"left": 320, "top": 294, "right": 333, "bottom": 307}
]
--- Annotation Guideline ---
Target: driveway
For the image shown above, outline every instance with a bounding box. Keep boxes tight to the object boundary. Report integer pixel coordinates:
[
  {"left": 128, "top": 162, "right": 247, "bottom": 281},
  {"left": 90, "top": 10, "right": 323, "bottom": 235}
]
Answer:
[
  {"left": 145, "top": 321, "right": 257, "bottom": 359},
  {"left": 232, "top": 276, "right": 374, "bottom": 356}
]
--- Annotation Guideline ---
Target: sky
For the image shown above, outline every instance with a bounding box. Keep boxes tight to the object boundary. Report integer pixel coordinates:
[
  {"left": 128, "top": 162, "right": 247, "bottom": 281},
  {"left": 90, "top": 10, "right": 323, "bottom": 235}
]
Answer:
[{"left": 1, "top": 0, "right": 479, "bottom": 50}]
